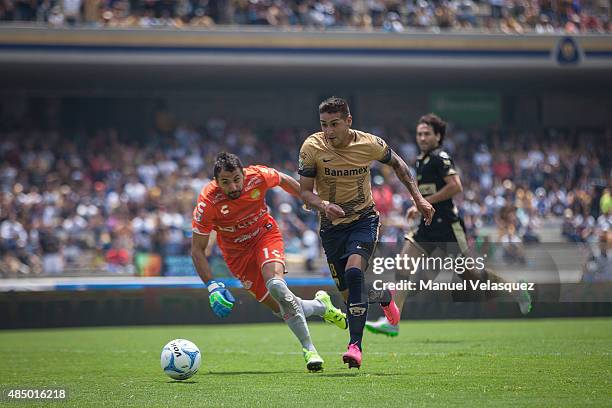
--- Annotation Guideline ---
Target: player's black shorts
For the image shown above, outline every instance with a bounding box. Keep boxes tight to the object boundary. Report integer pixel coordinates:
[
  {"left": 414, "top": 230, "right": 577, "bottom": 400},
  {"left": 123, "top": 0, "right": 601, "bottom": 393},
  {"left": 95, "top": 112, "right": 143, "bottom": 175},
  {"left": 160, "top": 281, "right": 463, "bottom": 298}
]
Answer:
[
  {"left": 407, "top": 218, "right": 485, "bottom": 301},
  {"left": 320, "top": 211, "right": 380, "bottom": 291},
  {"left": 407, "top": 218, "right": 468, "bottom": 257}
]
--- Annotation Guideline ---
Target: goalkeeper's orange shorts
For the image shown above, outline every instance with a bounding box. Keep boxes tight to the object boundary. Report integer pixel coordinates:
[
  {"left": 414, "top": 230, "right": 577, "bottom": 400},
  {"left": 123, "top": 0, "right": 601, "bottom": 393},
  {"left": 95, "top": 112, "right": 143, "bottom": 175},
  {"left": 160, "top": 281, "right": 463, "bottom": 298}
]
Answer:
[{"left": 222, "top": 227, "right": 286, "bottom": 302}]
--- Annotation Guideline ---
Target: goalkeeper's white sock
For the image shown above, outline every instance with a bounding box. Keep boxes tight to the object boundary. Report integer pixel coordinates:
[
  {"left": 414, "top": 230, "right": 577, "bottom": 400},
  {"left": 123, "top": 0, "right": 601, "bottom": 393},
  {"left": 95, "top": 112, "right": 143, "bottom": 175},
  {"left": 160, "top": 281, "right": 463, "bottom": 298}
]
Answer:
[
  {"left": 273, "top": 299, "right": 325, "bottom": 319},
  {"left": 266, "top": 278, "right": 316, "bottom": 352},
  {"left": 298, "top": 298, "right": 326, "bottom": 318}
]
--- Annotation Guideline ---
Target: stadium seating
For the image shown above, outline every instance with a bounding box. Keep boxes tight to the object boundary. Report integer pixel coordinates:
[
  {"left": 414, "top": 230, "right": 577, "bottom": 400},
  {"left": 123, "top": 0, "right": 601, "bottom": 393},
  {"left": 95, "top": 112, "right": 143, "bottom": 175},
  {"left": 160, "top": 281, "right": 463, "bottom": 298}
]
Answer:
[
  {"left": 0, "top": 118, "right": 609, "bottom": 277},
  {"left": 0, "top": 0, "right": 609, "bottom": 33}
]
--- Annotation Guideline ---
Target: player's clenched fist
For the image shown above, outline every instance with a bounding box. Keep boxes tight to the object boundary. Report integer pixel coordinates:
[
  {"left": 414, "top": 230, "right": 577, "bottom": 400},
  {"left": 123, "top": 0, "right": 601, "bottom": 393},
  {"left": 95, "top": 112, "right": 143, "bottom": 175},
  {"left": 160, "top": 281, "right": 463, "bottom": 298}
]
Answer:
[
  {"left": 322, "top": 201, "right": 345, "bottom": 222},
  {"left": 206, "top": 280, "right": 235, "bottom": 318}
]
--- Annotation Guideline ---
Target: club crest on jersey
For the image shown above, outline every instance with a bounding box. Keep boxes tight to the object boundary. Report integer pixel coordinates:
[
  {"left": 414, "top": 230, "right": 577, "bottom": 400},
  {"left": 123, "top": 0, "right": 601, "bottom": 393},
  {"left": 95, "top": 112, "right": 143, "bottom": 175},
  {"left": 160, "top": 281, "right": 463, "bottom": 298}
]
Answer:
[
  {"left": 250, "top": 188, "right": 261, "bottom": 199},
  {"left": 245, "top": 176, "right": 263, "bottom": 191}
]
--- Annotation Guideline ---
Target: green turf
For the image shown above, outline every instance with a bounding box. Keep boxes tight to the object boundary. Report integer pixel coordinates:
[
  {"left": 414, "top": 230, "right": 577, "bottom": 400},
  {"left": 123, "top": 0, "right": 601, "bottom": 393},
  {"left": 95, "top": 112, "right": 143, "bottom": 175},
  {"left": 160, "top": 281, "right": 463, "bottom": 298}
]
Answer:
[{"left": 1, "top": 318, "right": 611, "bottom": 407}]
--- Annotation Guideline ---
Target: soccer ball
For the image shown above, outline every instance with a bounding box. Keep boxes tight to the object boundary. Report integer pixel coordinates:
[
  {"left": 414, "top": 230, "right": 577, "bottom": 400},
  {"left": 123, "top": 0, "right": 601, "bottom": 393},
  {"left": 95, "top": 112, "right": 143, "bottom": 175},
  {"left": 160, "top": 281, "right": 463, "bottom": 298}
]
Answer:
[{"left": 160, "top": 339, "right": 201, "bottom": 380}]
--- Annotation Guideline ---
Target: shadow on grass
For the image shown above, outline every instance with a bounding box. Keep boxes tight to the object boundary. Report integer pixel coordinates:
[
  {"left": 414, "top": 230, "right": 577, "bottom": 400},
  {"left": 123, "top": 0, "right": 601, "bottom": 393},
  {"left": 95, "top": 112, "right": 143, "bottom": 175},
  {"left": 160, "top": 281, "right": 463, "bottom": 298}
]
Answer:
[
  {"left": 167, "top": 371, "right": 402, "bottom": 379},
  {"left": 319, "top": 372, "right": 401, "bottom": 378},
  {"left": 416, "top": 339, "right": 465, "bottom": 344},
  {"left": 205, "top": 371, "right": 294, "bottom": 376}
]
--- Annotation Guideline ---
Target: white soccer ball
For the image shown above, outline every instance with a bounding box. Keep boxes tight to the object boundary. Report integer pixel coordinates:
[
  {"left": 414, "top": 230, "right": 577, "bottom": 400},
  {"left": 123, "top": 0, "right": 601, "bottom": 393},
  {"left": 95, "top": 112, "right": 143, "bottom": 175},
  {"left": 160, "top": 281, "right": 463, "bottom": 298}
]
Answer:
[{"left": 160, "top": 339, "right": 201, "bottom": 380}]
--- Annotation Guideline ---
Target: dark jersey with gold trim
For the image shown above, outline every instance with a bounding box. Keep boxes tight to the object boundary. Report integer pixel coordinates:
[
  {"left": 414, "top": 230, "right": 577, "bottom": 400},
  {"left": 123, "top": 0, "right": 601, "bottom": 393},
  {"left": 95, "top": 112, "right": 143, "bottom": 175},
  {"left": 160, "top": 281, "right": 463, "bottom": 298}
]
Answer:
[{"left": 415, "top": 147, "right": 459, "bottom": 224}]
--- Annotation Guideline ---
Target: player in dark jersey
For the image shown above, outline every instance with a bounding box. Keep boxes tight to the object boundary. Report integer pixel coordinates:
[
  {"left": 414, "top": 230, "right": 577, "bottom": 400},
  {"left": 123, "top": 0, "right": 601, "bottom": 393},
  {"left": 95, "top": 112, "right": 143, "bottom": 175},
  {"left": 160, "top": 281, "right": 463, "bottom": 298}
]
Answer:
[{"left": 366, "top": 113, "right": 532, "bottom": 336}]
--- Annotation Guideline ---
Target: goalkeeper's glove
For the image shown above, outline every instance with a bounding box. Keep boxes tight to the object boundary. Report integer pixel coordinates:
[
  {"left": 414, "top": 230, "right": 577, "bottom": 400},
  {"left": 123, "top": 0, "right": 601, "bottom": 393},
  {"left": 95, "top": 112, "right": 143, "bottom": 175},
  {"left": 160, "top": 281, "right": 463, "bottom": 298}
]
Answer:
[{"left": 206, "top": 280, "right": 235, "bottom": 318}]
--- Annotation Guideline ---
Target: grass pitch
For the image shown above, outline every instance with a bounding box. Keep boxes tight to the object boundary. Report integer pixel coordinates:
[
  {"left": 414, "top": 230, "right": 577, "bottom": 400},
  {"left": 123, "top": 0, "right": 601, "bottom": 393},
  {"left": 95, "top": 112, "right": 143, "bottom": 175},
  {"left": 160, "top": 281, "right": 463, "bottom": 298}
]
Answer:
[{"left": 1, "top": 318, "right": 611, "bottom": 407}]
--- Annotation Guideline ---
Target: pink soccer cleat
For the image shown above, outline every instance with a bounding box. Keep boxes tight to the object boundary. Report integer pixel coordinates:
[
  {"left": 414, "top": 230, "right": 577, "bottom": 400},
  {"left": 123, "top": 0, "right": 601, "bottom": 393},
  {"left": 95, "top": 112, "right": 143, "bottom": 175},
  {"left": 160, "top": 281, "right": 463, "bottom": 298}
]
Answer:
[
  {"left": 382, "top": 293, "right": 400, "bottom": 326},
  {"left": 342, "top": 343, "right": 362, "bottom": 369}
]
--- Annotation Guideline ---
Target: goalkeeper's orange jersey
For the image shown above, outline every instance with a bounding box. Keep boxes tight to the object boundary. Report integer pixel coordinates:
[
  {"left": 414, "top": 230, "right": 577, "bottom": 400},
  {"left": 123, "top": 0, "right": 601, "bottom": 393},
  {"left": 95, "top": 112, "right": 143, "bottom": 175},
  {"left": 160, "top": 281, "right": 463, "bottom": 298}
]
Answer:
[{"left": 191, "top": 165, "right": 281, "bottom": 253}]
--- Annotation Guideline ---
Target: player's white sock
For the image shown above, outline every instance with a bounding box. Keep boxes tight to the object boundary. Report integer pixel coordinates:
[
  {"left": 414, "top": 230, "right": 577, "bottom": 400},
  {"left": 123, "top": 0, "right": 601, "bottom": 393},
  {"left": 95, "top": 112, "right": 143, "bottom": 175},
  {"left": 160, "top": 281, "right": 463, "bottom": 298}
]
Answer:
[
  {"left": 266, "top": 278, "right": 316, "bottom": 352},
  {"left": 298, "top": 298, "right": 326, "bottom": 318}
]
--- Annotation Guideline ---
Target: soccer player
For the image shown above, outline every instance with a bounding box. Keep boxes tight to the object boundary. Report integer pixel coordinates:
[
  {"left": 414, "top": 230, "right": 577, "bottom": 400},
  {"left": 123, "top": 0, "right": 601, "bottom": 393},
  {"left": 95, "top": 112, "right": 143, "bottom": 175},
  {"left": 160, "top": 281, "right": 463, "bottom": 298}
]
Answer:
[
  {"left": 298, "top": 97, "right": 435, "bottom": 368},
  {"left": 366, "top": 113, "right": 532, "bottom": 337},
  {"left": 191, "top": 152, "right": 347, "bottom": 372}
]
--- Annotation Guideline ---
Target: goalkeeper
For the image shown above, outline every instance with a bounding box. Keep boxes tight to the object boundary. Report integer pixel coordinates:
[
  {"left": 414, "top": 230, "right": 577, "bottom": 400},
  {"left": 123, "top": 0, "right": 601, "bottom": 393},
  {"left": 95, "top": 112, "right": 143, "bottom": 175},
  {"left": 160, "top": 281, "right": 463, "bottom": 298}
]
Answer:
[{"left": 191, "top": 152, "right": 347, "bottom": 372}]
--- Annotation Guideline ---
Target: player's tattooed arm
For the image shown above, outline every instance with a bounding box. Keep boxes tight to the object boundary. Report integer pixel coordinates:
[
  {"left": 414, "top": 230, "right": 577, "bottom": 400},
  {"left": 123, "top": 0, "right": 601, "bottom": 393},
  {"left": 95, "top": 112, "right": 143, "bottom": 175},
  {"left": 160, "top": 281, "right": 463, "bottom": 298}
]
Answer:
[
  {"left": 386, "top": 151, "right": 435, "bottom": 225},
  {"left": 387, "top": 151, "right": 420, "bottom": 197}
]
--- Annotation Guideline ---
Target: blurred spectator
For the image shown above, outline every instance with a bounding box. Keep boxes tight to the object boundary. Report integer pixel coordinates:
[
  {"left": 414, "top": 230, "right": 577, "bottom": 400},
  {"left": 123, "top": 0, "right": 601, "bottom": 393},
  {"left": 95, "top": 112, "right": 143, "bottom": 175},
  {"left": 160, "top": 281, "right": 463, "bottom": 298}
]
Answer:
[
  {"left": 500, "top": 224, "right": 527, "bottom": 264},
  {"left": 302, "top": 229, "right": 320, "bottom": 272},
  {"left": 38, "top": 226, "right": 65, "bottom": 274},
  {"left": 581, "top": 230, "right": 612, "bottom": 282},
  {"left": 497, "top": 204, "right": 527, "bottom": 263},
  {"left": 62, "top": 0, "right": 81, "bottom": 25},
  {"left": 0, "top": 212, "right": 27, "bottom": 251},
  {"left": 601, "top": 188, "right": 612, "bottom": 215}
]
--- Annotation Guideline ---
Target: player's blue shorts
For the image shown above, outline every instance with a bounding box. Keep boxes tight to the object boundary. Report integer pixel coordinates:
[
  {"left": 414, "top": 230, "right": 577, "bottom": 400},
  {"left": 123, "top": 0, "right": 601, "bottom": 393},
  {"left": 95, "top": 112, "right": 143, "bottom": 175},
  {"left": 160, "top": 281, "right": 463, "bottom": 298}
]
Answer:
[{"left": 320, "top": 211, "right": 380, "bottom": 291}]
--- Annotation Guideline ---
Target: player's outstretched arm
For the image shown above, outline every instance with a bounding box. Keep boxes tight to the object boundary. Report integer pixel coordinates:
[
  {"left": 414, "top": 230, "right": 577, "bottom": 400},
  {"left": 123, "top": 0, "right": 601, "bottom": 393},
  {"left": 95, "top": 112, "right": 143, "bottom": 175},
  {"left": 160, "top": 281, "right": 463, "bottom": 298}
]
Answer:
[
  {"left": 386, "top": 151, "right": 435, "bottom": 225},
  {"left": 278, "top": 172, "right": 302, "bottom": 199},
  {"left": 191, "top": 233, "right": 235, "bottom": 318},
  {"left": 299, "top": 175, "right": 345, "bottom": 221},
  {"left": 191, "top": 233, "right": 214, "bottom": 283},
  {"left": 204, "top": 230, "right": 217, "bottom": 257}
]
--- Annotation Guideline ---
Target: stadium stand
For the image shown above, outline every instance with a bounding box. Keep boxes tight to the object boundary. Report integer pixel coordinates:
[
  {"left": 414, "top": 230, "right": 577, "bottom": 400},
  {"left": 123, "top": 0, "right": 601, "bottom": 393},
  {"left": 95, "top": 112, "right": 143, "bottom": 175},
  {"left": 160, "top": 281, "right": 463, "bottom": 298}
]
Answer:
[
  {"left": 0, "top": 114, "right": 609, "bottom": 278},
  {"left": 0, "top": 0, "right": 609, "bottom": 33}
]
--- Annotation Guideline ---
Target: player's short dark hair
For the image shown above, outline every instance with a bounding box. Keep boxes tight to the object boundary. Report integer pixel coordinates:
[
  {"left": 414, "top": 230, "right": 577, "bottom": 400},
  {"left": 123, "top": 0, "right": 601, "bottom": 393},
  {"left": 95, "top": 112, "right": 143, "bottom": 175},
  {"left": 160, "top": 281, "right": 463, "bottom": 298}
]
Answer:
[
  {"left": 319, "top": 97, "right": 351, "bottom": 118},
  {"left": 418, "top": 113, "right": 447, "bottom": 146},
  {"left": 213, "top": 152, "right": 243, "bottom": 179}
]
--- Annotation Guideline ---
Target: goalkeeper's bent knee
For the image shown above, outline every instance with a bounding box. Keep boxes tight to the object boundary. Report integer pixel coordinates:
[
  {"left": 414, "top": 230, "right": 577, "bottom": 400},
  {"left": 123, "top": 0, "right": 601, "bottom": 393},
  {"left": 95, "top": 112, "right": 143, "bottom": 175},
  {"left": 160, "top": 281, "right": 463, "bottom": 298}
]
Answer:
[{"left": 266, "top": 278, "right": 302, "bottom": 320}]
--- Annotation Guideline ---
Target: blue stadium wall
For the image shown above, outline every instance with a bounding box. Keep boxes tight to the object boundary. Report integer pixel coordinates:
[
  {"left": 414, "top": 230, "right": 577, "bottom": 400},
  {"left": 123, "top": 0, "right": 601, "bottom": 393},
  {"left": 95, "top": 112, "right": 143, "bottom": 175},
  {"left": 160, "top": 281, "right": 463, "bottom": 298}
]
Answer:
[{"left": 2, "top": 281, "right": 612, "bottom": 329}]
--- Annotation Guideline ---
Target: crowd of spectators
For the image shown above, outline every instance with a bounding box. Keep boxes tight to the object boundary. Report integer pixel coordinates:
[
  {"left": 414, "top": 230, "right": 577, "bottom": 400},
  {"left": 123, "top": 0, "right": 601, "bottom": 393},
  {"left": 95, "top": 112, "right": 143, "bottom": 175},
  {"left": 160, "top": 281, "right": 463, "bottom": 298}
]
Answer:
[
  {"left": 0, "top": 0, "right": 609, "bottom": 33},
  {"left": 0, "top": 111, "right": 610, "bottom": 278}
]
